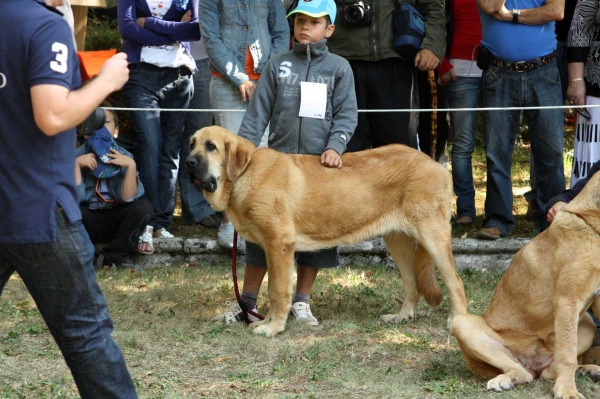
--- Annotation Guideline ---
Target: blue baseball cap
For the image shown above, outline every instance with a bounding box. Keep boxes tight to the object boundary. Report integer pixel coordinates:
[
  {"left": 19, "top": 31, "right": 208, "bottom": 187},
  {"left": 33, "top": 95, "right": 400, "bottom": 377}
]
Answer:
[
  {"left": 287, "top": 0, "right": 337, "bottom": 23},
  {"left": 88, "top": 126, "right": 122, "bottom": 179}
]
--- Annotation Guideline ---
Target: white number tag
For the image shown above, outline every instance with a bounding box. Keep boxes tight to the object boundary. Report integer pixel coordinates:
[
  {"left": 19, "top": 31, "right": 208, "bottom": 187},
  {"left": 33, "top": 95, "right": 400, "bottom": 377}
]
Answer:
[{"left": 299, "top": 82, "right": 327, "bottom": 120}]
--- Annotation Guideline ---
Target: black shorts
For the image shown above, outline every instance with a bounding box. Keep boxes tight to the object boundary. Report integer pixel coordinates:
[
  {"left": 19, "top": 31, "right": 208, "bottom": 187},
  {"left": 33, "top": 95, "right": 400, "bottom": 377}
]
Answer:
[{"left": 245, "top": 241, "right": 339, "bottom": 269}]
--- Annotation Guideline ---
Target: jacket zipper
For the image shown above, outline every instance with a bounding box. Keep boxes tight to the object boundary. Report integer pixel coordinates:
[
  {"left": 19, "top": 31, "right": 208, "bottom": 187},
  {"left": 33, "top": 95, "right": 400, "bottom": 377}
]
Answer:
[{"left": 298, "top": 43, "right": 312, "bottom": 154}]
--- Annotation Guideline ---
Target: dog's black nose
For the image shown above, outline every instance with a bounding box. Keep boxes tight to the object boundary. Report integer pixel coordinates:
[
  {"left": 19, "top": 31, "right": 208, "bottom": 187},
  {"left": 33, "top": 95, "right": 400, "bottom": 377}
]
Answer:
[{"left": 186, "top": 156, "right": 197, "bottom": 167}]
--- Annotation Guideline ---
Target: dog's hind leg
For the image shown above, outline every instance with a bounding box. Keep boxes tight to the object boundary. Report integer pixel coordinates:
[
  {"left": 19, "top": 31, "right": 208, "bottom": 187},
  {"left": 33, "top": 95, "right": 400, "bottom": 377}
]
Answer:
[
  {"left": 452, "top": 314, "right": 534, "bottom": 391},
  {"left": 415, "top": 224, "right": 468, "bottom": 320},
  {"left": 251, "top": 239, "right": 296, "bottom": 338},
  {"left": 579, "top": 308, "right": 600, "bottom": 380},
  {"left": 380, "top": 233, "right": 419, "bottom": 323}
]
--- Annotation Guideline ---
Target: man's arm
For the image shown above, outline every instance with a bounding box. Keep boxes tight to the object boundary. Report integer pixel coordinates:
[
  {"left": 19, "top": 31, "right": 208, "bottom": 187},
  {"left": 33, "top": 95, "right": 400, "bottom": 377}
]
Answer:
[
  {"left": 480, "top": 0, "right": 564, "bottom": 25},
  {"left": 31, "top": 53, "right": 129, "bottom": 136},
  {"left": 476, "top": 0, "right": 507, "bottom": 15}
]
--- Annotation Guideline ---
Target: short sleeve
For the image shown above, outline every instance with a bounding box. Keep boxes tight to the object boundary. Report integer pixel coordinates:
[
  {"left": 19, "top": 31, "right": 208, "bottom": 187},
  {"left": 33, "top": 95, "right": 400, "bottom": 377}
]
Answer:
[{"left": 28, "top": 19, "right": 80, "bottom": 90}]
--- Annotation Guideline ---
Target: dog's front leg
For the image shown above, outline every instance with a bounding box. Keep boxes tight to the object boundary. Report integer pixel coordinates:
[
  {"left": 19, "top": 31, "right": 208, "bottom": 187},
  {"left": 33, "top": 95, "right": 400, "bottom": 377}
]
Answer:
[
  {"left": 251, "top": 241, "right": 295, "bottom": 337},
  {"left": 551, "top": 298, "right": 585, "bottom": 399}
]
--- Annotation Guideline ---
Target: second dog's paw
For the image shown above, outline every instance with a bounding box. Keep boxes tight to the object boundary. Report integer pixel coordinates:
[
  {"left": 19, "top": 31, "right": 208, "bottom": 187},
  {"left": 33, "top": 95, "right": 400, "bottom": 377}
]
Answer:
[
  {"left": 579, "top": 364, "right": 600, "bottom": 380},
  {"left": 379, "top": 311, "right": 414, "bottom": 324},
  {"left": 553, "top": 384, "right": 584, "bottom": 399},
  {"left": 486, "top": 374, "right": 515, "bottom": 392}
]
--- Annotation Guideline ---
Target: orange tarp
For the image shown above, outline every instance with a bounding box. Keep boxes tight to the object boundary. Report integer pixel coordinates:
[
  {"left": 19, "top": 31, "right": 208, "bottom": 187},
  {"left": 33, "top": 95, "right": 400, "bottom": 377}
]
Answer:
[{"left": 77, "top": 49, "right": 117, "bottom": 82}]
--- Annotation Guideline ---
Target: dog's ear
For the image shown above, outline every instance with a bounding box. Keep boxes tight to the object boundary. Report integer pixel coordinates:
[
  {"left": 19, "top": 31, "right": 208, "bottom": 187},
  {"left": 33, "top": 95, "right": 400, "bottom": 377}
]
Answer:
[{"left": 225, "top": 136, "right": 255, "bottom": 181}]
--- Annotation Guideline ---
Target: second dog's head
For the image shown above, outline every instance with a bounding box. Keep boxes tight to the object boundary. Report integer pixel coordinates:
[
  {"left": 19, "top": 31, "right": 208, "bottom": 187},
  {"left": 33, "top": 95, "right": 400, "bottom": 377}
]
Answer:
[{"left": 186, "top": 126, "right": 255, "bottom": 206}]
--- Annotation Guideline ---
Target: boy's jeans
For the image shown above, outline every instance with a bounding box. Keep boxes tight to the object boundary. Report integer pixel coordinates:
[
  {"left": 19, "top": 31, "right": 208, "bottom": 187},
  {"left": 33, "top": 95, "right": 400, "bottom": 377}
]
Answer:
[
  {"left": 445, "top": 76, "right": 482, "bottom": 220},
  {"left": 0, "top": 208, "right": 137, "bottom": 398},
  {"left": 482, "top": 60, "right": 565, "bottom": 236}
]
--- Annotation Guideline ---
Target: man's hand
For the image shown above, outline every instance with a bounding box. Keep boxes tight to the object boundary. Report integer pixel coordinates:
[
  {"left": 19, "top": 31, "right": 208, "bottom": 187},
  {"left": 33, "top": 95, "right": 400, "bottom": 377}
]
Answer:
[
  {"left": 547, "top": 201, "right": 567, "bottom": 224},
  {"left": 77, "top": 153, "right": 97, "bottom": 171},
  {"left": 438, "top": 69, "right": 457, "bottom": 86},
  {"left": 98, "top": 52, "right": 130, "bottom": 93},
  {"left": 414, "top": 49, "right": 440, "bottom": 71},
  {"left": 492, "top": 5, "right": 512, "bottom": 21},
  {"left": 321, "top": 149, "right": 343, "bottom": 168},
  {"left": 239, "top": 80, "right": 256, "bottom": 102},
  {"left": 106, "top": 148, "right": 135, "bottom": 168},
  {"left": 136, "top": 17, "right": 146, "bottom": 28}
]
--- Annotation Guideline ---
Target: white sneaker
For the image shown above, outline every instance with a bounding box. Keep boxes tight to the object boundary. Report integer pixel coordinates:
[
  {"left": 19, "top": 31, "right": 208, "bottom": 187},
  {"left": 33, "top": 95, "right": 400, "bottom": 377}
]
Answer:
[
  {"left": 155, "top": 228, "right": 175, "bottom": 238},
  {"left": 212, "top": 301, "right": 260, "bottom": 324},
  {"left": 291, "top": 302, "right": 319, "bottom": 326},
  {"left": 217, "top": 222, "right": 235, "bottom": 248}
]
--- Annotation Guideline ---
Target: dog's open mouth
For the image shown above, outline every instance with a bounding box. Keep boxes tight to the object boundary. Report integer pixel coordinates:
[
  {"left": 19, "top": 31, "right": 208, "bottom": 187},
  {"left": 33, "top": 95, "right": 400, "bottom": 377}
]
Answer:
[{"left": 193, "top": 177, "right": 217, "bottom": 193}]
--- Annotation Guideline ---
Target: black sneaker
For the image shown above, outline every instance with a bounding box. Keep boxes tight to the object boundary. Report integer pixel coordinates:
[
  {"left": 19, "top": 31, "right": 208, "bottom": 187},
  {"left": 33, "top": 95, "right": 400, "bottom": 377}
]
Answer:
[{"left": 198, "top": 213, "right": 222, "bottom": 229}]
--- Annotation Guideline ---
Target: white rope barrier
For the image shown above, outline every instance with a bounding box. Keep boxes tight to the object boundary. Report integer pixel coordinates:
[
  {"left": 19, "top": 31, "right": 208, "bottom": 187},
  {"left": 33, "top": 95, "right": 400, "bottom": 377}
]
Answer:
[{"left": 106, "top": 104, "right": 598, "bottom": 113}]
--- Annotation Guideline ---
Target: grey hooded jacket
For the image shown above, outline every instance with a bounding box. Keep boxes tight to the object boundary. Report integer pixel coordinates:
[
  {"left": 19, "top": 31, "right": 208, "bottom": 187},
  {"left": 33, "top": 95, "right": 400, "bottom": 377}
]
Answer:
[{"left": 238, "top": 39, "right": 358, "bottom": 156}]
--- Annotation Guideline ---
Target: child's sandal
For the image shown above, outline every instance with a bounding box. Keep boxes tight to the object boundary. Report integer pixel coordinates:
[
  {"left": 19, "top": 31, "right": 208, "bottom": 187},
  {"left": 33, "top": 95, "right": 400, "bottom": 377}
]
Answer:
[{"left": 138, "top": 225, "right": 155, "bottom": 255}]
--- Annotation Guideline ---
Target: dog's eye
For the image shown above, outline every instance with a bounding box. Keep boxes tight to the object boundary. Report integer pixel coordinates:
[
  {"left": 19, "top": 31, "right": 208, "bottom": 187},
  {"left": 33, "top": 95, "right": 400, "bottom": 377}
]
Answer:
[
  {"left": 205, "top": 141, "right": 217, "bottom": 152},
  {"left": 190, "top": 137, "right": 196, "bottom": 150}
]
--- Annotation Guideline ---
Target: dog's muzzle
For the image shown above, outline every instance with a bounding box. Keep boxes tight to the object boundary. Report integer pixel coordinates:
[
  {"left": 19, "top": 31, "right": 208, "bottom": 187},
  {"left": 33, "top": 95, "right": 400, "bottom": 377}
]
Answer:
[{"left": 186, "top": 155, "right": 218, "bottom": 193}]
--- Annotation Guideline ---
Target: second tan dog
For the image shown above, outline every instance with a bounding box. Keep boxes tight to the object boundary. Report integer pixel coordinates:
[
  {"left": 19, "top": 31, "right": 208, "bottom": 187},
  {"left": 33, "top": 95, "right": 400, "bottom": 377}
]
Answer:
[
  {"left": 187, "top": 126, "right": 467, "bottom": 337},
  {"left": 452, "top": 172, "right": 600, "bottom": 398}
]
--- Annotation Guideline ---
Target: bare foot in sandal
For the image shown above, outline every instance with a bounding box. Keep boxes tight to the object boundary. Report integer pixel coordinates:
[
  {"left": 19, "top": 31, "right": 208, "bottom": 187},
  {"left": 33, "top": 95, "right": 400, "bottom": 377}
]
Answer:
[{"left": 138, "top": 225, "right": 155, "bottom": 255}]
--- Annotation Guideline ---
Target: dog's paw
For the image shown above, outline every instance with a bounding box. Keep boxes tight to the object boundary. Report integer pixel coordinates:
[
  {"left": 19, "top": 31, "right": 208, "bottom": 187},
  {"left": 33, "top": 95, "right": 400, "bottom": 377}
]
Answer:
[
  {"left": 380, "top": 310, "right": 414, "bottom": 324},
  {"left": 579, "top": 364, "right": 600, "bottom": 380},
  {"left": 553, "top": 384, "right": 584, "bottom": 399},
  {"left": 486, "top": 374, "right": 515, "bottom": 392},
  {"left": 252, "top": 322, "right": 284, "bottom": 337}
]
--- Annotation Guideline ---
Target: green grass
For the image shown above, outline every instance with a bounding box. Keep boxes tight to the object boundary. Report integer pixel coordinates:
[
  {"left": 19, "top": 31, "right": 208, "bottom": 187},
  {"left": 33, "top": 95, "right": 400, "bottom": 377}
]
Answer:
[{"left": 2, "top": 264, "right": 598, "bottom": 398}]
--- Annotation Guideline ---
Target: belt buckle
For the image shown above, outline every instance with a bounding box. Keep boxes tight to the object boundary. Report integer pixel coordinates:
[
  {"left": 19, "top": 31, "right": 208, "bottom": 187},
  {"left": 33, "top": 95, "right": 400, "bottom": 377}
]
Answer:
[{"left": 514, "top": 61, "right": 528, "bottom": 73}]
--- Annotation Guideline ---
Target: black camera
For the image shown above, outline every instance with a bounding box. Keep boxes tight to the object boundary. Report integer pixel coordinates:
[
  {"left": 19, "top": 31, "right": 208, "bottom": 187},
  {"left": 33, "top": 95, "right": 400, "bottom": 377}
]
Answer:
[
  {"left": 78, "top": 107, "right": 106, "bottom": 137},
  {"left": 342, "top": 1, "right": 371, "bottom": 27}
]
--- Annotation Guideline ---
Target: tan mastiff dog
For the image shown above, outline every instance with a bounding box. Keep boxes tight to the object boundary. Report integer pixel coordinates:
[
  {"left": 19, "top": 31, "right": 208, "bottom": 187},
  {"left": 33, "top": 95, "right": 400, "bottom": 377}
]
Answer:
[
  {"left": 187, "top": 126, "right": 467, "bottom": 337},
  {"left": 451, "top": 173, "right": 600, "bottom": 398}
]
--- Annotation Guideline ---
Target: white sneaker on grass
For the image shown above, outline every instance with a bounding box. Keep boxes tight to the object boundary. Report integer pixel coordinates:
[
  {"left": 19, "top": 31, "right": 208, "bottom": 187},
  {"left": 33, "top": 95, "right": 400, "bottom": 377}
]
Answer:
[
  {"left": 217, "top": 222, "right": 235, "bottom": 248},
  {"left": 291, "top": 302, "right": 319, "bottom": 326},
  {"left": 212, "top": 301, "right": 260, "bottom": 324}
]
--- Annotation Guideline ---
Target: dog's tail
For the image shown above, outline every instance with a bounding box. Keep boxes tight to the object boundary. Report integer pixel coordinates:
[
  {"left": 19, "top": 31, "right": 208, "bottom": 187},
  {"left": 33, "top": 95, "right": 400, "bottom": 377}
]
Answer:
[{"left": 414, "top": 244, "right": 443, "bottom": 307}]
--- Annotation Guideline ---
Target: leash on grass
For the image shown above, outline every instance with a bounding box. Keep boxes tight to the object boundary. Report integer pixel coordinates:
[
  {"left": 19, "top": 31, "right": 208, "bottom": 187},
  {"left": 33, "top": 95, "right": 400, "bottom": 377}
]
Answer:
[
  {"left": 428, "top": 69, "right": 438, "bottom": 160},
  {"left": 231, "top": 230, "right": 265, "bottom": 323}
]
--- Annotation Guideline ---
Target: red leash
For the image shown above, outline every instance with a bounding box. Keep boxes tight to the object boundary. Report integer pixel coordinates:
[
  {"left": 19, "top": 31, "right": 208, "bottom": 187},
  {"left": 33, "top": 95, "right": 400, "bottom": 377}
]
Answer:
[{"left": 232, "top": 230, "right": 264, "bottom": 323}]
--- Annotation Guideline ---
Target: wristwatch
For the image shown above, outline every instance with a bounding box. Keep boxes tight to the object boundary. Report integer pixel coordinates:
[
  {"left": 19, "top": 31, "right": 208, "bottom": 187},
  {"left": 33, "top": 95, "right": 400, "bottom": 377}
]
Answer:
[{"left": 512, "top": 9, "right": 520, "bottom": 23}]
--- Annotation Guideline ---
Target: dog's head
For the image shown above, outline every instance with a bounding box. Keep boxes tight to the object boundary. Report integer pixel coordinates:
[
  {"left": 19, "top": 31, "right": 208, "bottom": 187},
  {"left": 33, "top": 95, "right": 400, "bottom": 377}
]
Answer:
[{"left": 186, "top": 126, "right": 255, "bottom": 199}]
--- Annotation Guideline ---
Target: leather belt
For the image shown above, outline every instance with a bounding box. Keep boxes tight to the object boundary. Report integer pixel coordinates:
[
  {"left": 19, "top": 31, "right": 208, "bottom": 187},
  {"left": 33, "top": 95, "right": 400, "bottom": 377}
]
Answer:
[{"left": 489, "top": 51, "right": 556, "bottom": 73}]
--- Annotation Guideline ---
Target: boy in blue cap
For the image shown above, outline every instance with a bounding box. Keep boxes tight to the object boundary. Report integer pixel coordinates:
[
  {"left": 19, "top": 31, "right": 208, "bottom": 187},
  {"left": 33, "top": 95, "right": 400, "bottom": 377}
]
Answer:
[
  {"left": 76, "top": 105, "right": 153, "bottom": 269},
  {"left": 213, "top": 0, "right": 358, "bottom": 327}
]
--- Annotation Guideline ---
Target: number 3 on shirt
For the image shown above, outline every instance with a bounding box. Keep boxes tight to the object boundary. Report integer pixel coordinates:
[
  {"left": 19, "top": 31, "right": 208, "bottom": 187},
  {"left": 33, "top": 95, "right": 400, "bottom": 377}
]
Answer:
[{"left": 50, "top": 42, "right": 68, "bottom": 74}]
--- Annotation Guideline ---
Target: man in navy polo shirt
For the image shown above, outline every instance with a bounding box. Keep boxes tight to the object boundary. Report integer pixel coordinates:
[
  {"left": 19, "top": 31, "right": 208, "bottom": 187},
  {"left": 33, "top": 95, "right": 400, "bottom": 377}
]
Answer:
[{"left": 0, "top": 1, "right": 137, "bottom": 397}]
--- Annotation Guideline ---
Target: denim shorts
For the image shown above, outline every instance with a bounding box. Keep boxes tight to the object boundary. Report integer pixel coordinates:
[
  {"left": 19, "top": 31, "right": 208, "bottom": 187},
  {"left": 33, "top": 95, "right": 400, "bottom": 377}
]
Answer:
[{"left": 245, "top": 241, "right": 338, "bottom": 269}]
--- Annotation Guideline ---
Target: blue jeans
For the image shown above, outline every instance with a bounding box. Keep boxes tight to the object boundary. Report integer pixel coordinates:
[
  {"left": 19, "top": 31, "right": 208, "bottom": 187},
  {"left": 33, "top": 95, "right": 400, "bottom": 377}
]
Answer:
[
  {"left": 445, "top": 76, "right": 482, "bottom": 219},
  {"left": 179, "top": 58, "right": 215, "bottom": 224},
  {"left": 0, "top": 208, "right": 136, "bottom": 398},
  {"left": 210, "top": 77, "right": 268, "bottom": 146},
  {"left": 123, "top": 63, "right": 193, "bottom": 230},
  {"left": 482, "top": 60, "right": 565, "bottom": 235}
]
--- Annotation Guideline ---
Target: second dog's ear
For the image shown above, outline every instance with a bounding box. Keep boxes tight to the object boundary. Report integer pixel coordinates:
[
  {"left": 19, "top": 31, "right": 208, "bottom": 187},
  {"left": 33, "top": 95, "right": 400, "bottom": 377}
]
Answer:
[{"left": 225, "top": 137, "right": 254, "bottom": 181}]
